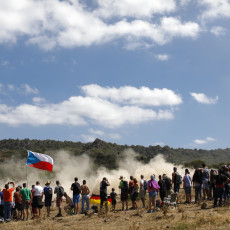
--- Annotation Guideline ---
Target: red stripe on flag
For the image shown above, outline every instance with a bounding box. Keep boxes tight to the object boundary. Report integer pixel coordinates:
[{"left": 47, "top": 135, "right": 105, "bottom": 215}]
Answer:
[{"left": 28, "top": 161, "right": 53, "bottom": 172}]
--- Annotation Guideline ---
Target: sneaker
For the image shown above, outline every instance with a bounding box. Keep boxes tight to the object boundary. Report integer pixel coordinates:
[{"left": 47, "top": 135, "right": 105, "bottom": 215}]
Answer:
[
  {"left": 147, "top": 210, "right": 151, "bottom": 213},
  {"left": 55, "top": 214, "right": 63, "bottom": 217},
  {"left": 152, "top": 209, "right": 156, "bottom": 213}
]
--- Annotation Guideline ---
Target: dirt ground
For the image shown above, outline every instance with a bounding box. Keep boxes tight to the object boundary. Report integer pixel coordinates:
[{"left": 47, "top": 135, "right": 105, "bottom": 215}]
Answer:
[{"left": 1, "top": 190, "right": 230, "bottom": 230}]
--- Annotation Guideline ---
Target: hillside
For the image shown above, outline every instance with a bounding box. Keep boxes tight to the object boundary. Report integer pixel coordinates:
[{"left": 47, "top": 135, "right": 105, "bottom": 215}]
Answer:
[{"left": 0, "top": 138, "right": 230, "bottom": 169}]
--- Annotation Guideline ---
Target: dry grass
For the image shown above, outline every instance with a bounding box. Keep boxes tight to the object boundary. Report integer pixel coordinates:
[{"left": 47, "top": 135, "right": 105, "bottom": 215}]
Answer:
[{"left": 1, "top": 191, "right": 230, "bottom": 230}]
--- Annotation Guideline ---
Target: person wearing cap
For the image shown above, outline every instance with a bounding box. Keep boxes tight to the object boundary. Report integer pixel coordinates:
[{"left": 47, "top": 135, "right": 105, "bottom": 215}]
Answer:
[
  {"left": 118, "top": 176, "right": 128, "bottom": 211},
  {"left": 19, "top": 183, "right": 32, "bottom": 221},
  {"left": 213, "top": 169, "right": 230, "bottom": 207},
  {"left": 43, "top": 181, "right": 52, "bottom": 217}
]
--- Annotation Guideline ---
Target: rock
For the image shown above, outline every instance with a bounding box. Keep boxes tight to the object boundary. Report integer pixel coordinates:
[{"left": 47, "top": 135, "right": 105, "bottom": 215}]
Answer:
[
  {"left": 201, "top": 203, "right": 207, "bottom": 209},
  {"left": 125, "top": 218, "right": 129, "bottom": 220},
  {"left": 104, "top": 219, "right": 110, "bottom": 223}
]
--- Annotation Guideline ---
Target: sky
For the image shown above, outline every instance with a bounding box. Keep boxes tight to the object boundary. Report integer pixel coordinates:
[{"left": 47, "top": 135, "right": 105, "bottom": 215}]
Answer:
[{"left": 0, "top": 0, "right": 230, "bottom": 149}]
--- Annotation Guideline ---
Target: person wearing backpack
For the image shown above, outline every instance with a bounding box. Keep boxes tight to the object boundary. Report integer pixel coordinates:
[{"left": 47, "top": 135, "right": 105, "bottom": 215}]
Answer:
[
  {"left": 172, "top": 167, "right": 181, "bottom": 204},
  {"left": 71, "top": 177, "right": 81, "bottom": 215},
  {"left": 158, "top": 175, "right": 167, "bottom": 202},
  {"left": 163, "top": 174, "right": 172, "bottom": 198},
  {"left": 54, "top": 180, "right": 64, "bottom": 217},
  {"left": 118, "top": 176, "right": 128, "bottom": 211},
  {"left": 140, "top": 175, "right": 147, "bottom": 208},
  {"left": 147, "top": 175, "right": 160, "bottom": 213},
  {"left": 192, "top": 169, "right": 202, "bottom": 203},
  {"left": 43, "top": 181, "right": 52, "bottom": 217}
]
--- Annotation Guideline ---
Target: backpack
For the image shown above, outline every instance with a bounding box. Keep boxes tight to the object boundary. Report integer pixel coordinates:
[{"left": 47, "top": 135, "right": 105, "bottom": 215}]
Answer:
[
  {"left": 174, "top": 172, "right": 182, "bottom": 184},
  {"left": 164, "top": 177, "right": 172, "bottom": 190},
  {"left": 58, "top": 186, "right": 64, "bottom": 197},
  {"left": 143, "top": 180, "right": 148, "bottom": 190},
  {"left": 46, "top": 187, "right": 52, "bottom": 198},
  {"left": 123, "top": 180, "right": 129, "bottom": 192},
  {"left": 148, "top": 180, "right": 160, "bottom": 190}
]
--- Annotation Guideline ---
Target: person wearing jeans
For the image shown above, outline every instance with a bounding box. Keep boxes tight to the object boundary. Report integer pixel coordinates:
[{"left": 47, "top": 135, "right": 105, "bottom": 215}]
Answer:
[
  {"left": 81, "top": 180, "right": 90, "bottom": 214},
  {"left": 2, "top": 181, "right": 15, "bottom": 220}
]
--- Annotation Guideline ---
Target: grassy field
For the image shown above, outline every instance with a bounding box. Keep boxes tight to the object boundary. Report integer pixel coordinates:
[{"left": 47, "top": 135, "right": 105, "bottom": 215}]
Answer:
[{"left": 1, "top": 190, "right": 230, "bottom": 230}]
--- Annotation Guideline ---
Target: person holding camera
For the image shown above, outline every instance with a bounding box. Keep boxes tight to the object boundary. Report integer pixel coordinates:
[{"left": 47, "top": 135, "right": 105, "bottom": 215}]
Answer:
[{"left": 3, "top": 181, "right": 15, "bottom": 220}]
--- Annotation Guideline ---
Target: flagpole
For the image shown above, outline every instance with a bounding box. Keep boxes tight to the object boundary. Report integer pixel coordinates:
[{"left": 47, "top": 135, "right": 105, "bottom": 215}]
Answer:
[{"left": 26, "top": 165, "right": 28, "bottom": 186}]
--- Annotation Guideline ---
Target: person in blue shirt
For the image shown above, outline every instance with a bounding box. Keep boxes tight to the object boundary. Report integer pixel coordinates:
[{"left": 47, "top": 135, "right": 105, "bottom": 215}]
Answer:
[
  {"left": 0, "top": 188, "right": 4, "bottom": 218},
  {"left": 42, "top": 181, "right": 52, "bottom": 217}
]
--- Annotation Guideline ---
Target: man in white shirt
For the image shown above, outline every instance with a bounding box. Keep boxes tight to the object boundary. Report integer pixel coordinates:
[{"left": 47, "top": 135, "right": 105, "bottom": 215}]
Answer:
[
  {"left": 32, "top": 181, "right": 43, "bottom": 217},
  {"left": 140, "top": 175, "right": 146, "bottom": 208}
]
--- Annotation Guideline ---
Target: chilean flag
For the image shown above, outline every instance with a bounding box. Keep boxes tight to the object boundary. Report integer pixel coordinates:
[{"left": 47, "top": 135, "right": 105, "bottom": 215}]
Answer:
[{"left": 26, "top": 150, "right": 53, "bottom": 172}]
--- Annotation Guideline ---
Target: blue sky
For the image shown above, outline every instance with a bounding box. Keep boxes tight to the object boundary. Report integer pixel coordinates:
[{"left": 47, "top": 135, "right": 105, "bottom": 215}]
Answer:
[{"left": 0, "top": 0, "right": 230, "bottom": 149}]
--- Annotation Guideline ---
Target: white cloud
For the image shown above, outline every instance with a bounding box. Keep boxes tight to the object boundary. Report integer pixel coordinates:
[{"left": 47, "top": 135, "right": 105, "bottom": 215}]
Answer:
[
  {"left": 0, "top": 0, "right": 200, "bottom": 50},
  {"left": 89, "top": 128, "right": 105, "bottom": 136},
  {"left": 1, "top": 61, "right": 9, "bottom": 66},
  {"left": 210, "top": 26, "right": 226, "bottom": 37},
  {"left": 82, "top": 84, "right": 182, "bottom": 107},
  {"left": 32, "top": 97, "right": 46, "bottom": 104},
  {"left": 7, "top": 84, "right": 15, "bottom": 91},
  {"left": 154, "top": 142, "right": 165, "bottom": 146},
  {"left": 88, "top": 128, "right": 121, "bottom": 140},
  {"left": 191, "top": 92, "right": 219, "bottom": 104},
  {"left": 200, "top": 0, "right": 230, "bottom": 21},
  {"left": 194, "top": 137, "right": 216, "bottom": 145},
  {"left": 81, "top": 134, "right": 96, "bottom": 143},
  {"left": 0, "top": 85, "right": 178, "bottom": 128},
  {"left": 155, "top": 54, "right": 170, "bottom": 61},
  {"left": 21, "top": 84, "right": 39, "bottom": 95}
]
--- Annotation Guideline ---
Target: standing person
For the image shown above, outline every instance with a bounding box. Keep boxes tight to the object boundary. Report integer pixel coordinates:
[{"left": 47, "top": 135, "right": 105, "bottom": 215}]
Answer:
[
  {"left": 192, "top": 169, "right": 202, "bottom": 203},
  {"left": 80, "top": 180, "right": 90, "bottom": 214},
  {"left": 213, "top": 169, "right": 230, "bottom": 207},
  {"left": 158, "top": 175, "right": 167, "bottom": 202},
  {"left": 19, "top": 183, "right": 32, "bottom": 221},
  {"left": 43, "top": 181, "right": 52, "bottom": 217},
  {"left": 128, "top": 176, "right": 134, "bottom": 201},
  {"left": 131, "top": 178, "right": 139, "bottom": 210},
  {"left": 163, "top": 174, "right": 172, "bottom": 198},
  {"left": 71, "top": 177, "right": 81, "bottom": 215},
  {"left": 202, "top": 163, "right": 210, "bottom": 200},
  {"left": 0, "top": 188, "right": 4, "bottom": 218},
  {"left": 140, "top": 175, "right": 147, "bottom": 208},
  {"left": 183, "top": 169, "right": 192, "bottom": 204},
  {"left": 172, "top": 167, "right": 181, "bottom": 203},
  {"left": 147, "top": 175, "right": 160, "bottom": 213},
  {"left": 31, "top": 185, "right": 36, "bottom": 217},
  {"left": 110, "top": 188, "right": 117, "bottom": 211},
  {"left": 210, "top": 169, "right": 216, "bottom": 199},
  {"left": 54, "top": 180, "right": 64, "bottom": 217},
  {"left": 100, "top": 177, "right": 110, "bottom": 209},
  {"left": 118, "top": 176, "right": 128, "bottom": 211},
  {"left": 13, "top": 187, "right": 22, "bottom": 220},
  {"left": 32, "top": 181, "right": 43, "bottom": 217},
  {"left": 3, "top": 181, "right": 15, "bottom": 220}
]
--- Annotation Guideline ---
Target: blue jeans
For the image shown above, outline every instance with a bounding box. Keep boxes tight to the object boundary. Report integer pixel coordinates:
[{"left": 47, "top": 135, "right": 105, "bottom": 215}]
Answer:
[
  {"left": 214, "top": 187, "right": 224, "bottom": 206},
  {"left": 81, "top": 195, "right": 89, "bottom": 213},
  {"left": 195, "top": 186, "right": 202, "bottom": 201},
  {"left": 4, "top": 202, "right": 12, "bottom": 220}
]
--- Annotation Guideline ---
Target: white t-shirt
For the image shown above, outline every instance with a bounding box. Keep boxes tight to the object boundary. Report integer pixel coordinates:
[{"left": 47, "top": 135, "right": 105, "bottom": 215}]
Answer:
[
  {"left": 140, "top": 179, "right": 144, "bottom": 191},
  {"left": 33, "top": 185, "right": 43, "bottom": 196}
]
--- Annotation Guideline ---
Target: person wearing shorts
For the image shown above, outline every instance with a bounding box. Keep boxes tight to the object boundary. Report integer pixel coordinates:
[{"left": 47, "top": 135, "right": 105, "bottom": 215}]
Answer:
[
  {"left": 14, "top": 187, "right": 22, "bottom": 220},
  {"left": 20, "top": 183, "right": 31, "bottom": 221},
  {"left": 183, "top": 169, "right": 192, "bottom": 204},
  {"left": 140, "top": 175, "right": 146, "bottom": 208},
  {"left": 147, "top": 175, "right": 159, "bottom": 213},
  {"left": 43, "top": 181, "right": 52, "bottom": 217},
  {"left": 119, "top": 176, "right": 128, "bottom": 211},
  {"left": 71, "top": 177, "right": 81, "bottom": 215},
  {"left": 54, "top": 180, "right": 64, "bottom": 217}
]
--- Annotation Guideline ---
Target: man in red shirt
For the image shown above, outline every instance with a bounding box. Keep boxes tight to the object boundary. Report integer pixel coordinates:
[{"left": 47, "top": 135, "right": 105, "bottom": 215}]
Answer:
[{"left": 3, "top": 181, "right": 15, "bottom": 220}]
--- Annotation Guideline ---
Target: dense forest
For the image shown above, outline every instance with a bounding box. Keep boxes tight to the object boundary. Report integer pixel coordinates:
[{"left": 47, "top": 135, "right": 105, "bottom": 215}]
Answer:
[{"left": 0, "top": 138, "right": 230, "bottom": 170}]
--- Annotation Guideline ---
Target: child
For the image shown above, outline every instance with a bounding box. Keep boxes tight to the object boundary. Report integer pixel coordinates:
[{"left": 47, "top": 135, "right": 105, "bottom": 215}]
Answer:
[{"left": 110, "top": 188, "right": 117, "bottom": 211}]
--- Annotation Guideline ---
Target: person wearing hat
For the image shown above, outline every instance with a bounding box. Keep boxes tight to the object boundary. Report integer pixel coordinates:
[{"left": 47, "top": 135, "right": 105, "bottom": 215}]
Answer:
[
  {"left": 118, "top": 176, "right": 128, "bottom": 211},
  {"left": 43, "top": 181, "right": 52, "bottom": 217}
]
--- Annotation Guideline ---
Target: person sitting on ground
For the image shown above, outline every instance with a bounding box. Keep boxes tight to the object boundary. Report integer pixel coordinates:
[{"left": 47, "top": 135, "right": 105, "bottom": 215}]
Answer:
[
  {"left": 172, "top": 167, "right": 181, "bottom": 203},
  {"left": 80, "top": 180, "right": 90, "bottom": 214},
  {"left": 19, "top": 183, "right": 32, "bottom": 221},
  {"left": 71, "top": 177, "right": 81, "bottom": 215},
  {"left": 213, "top": 169, "right": 230, "bottom": 207},
  {"left": 3, "top": 181, "right": 15, "bottom": 220},
  {"left": 43, "top": 181, "right": 52, "bottom": 217},
  {"left": 100, "top": 177, "right": 110, "bottom": 209},
  {"left": 118, "top": 176, "right": 128, "bottom": 211},
  {"left": 0, "top": 188, "right": 4, "bottom": 218},
  {"left": 32, "top": 181, "right": 43, "bottom": 218},
  {"left": 63, "top": 192, "right": 74, "bottom": 215},
  {"left": 54, "top": 180, "right": 64, "bottom": 217},
  {"left": 110, "top": 188, "right": 117, "bottom": 211},
  {"left": 183, "top": 169, "right": 192, "bottom": 204},
  {"left": 192, "top": 169, "right": 202, "bottom": 203},
  {"left": 131, "top": 178, "right": 139, "bottom": 210},
  {"left": 163, "top": 174, "right": 172, "bottom": 198},
  {"left": 140, "top": 175, "right": 147, "bottom": 208},
  {"left": 147, "top": 175, "right": 160, "bottom": 213},
  {"left": 158, "top": 175, "right": 167, "bottom": 202},
  {"left": 13, "top": 187, "right": 22, "bottom": 220}
]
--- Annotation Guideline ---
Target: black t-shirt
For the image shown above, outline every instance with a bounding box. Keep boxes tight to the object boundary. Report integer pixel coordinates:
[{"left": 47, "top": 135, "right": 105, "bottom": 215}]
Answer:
[
  {"left": 214, "top": 174, "right": 228, "bottom": 185},
  {"left": 158, "top": 180, "right": 166, "bottom": 193},
  {"left": 100, "top": 180, "right": 109, "bottom": 194},
  {"left": 72, "top": 182, "right": 81, "bottom": 195},
  {"left": 110, "top": 192, "right": 117, "bottom": 201}
]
